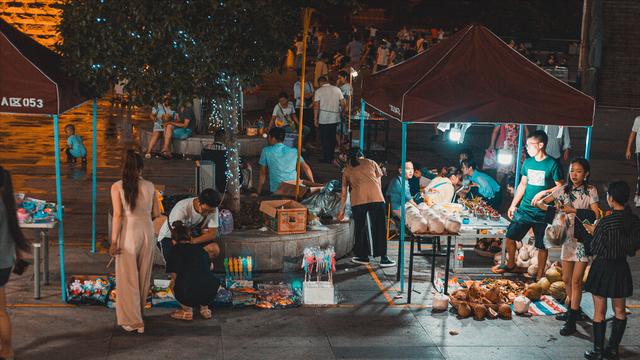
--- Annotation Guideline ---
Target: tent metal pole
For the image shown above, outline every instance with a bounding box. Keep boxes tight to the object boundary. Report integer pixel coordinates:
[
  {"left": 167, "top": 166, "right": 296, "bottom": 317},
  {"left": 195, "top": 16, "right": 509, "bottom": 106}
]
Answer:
[
  {"left": 53, "top": 115, "right": 67, "bottom": 302},
  {"left": 399, "top": 122, "right": 407, "bottom": 293},
  {"left": 584, "top": 126, "right": 593, "bottom": 160},
  {"left": 514, "top": 124, "right": 525, "bottom": 190},
  {"left": 91, "top": 99, "right": 97, "bottom": 253},
  {"left": 359, "top": 99, "right": 365, "bottom": 150}
]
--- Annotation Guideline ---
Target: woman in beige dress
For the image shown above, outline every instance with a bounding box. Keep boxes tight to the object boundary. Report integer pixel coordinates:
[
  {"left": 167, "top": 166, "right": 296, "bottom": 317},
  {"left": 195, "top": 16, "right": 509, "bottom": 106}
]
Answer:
[{"left": 110, "top": 150, "right": 160, "bottom": 333}]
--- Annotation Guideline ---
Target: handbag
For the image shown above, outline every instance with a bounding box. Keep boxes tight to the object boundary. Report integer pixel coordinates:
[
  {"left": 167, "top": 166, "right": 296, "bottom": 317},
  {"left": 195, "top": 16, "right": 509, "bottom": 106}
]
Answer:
[{"left": 482, "top": 148, "right": 497, "bottom": 170}]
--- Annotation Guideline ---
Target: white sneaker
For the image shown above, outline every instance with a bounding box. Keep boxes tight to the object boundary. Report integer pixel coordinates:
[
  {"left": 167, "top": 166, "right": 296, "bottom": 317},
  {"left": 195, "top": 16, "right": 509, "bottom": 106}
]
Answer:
[{"left": 635, "top": 195, "right": 640, "bottom": 208}]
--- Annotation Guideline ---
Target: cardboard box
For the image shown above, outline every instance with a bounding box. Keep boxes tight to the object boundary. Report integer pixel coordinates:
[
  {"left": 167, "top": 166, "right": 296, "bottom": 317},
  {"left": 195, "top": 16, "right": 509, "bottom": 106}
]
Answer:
[
  {"left": 274, "top": 180, "right": 324, "bottom": 198},
  {"left": 259, "top": 199, "right": 308, "bottom": 234}
]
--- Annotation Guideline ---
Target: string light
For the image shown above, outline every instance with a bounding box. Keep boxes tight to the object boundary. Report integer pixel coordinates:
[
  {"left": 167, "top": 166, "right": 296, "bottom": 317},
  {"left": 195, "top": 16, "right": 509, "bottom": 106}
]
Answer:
[{"left": 208, "top": 74, "right": 242, "bottom": 188}]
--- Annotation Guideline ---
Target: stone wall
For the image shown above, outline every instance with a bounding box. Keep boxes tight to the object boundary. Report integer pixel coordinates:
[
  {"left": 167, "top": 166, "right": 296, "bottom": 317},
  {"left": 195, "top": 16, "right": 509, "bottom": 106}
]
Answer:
[
  {"left": 0, "top": 0, "right": 64, "bottom": 50},
  {"left": 598, "top": 0, "right": 640, "bottom": 108}
]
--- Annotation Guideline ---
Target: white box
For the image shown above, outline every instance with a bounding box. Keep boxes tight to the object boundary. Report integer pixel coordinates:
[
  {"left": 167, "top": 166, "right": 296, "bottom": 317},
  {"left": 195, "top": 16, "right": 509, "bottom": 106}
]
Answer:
[{"left": 303, "top": 281, "right": 335, "bottom": 305}]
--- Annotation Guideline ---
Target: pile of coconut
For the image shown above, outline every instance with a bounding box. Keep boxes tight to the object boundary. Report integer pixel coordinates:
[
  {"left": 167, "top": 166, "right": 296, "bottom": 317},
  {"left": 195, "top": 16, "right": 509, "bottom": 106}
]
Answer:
[
  {"left": 521, "top": 263, "right": 573, "bottom": 303},
  {"left": 404, "top": 202, "right": 462, "bottom": 234},
  {"left": 493, "top": 242, "right": 552, "bottom": 277}
]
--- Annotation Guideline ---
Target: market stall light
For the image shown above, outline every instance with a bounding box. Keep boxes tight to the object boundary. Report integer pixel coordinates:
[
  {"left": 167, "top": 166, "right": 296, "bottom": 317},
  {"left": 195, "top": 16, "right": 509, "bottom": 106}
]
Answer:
[
  {"left": 497, "top": 148, "right": 514, "bottom": 165},
  {"left": 448, "top": 127, "right": 462, "bottom": 143}
]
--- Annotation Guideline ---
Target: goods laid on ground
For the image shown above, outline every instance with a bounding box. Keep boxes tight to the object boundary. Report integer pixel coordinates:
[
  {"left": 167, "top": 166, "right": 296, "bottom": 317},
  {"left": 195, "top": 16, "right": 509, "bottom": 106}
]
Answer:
[
  {"left": 302, "top": 246, "right": 336, "bottom": 305},
  {"left": 493, "top": 242, "right": 553, "bottom": 277}
]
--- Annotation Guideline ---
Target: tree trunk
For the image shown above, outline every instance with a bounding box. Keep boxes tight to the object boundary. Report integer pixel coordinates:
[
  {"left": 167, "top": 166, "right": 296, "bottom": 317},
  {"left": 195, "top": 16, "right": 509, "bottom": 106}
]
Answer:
[{"left": 209, "top": 77, "right": 242, "bottom": 212}]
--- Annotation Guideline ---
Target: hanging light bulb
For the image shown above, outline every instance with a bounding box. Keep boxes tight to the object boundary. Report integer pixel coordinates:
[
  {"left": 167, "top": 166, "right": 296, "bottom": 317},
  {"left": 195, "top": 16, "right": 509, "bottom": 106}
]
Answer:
[{"left": 449, "top": 126, "right": 462, "bottom": 143}]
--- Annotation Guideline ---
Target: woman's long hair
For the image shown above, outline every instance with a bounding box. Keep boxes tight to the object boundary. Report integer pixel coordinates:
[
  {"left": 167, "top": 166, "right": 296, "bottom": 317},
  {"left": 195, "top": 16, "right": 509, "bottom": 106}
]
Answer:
[
  {"left": 122, "top": 150, "right": 144, "bottom": 210},
  {"left": 347, "top": 147, "right": 363, "bottom": 167},
  {"left": 607, "top": 181, "right": 633, "bottom": 235},
  {"left": 0, "top": 167, "right": 30, "bottom": 252},
  {"left": 564, "top": 157, "right": 591, "bottom": 196}
]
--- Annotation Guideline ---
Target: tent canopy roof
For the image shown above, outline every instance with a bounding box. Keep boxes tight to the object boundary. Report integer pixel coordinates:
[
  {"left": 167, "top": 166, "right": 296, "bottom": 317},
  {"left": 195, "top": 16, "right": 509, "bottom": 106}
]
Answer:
[
  {"left": 363, "top": 24, "right": 595, "bottom": 127},
  {"left": 0, "top": 18, "right": 89, "bottom": 115}
]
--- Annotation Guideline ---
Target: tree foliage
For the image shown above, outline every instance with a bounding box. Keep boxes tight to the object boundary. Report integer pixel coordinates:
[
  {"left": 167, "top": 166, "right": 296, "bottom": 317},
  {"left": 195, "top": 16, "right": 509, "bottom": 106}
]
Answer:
[{"left": 58, "top": 0, "right": 306, "bottom": 104}]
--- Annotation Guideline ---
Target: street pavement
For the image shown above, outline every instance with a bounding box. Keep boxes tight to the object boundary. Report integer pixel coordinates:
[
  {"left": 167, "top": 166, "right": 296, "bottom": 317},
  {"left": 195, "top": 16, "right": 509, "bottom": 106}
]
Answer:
[{"left": 1, "top": 99, "right": 640, "bottom": 359}]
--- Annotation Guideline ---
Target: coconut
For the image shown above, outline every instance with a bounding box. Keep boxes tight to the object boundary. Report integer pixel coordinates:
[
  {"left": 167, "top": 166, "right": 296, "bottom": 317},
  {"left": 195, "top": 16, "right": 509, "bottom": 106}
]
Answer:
[
  {"left": 457, "top": 302, "right": 472, "bottom": 318},
  {"left": 537, "top": 277, "right": 551, "bottom": 294},
  {"left": 530, "top": 255, "right": 539, "bottom": 266},
  {"left": 472, "top": 303, "right": 487, "bottom": 320},
  {"left": 486, "top": 306, "right": 498, "bottom": 319},
  {"left": 417, "top": 202, "right": 429, "bottom": 211},
  {"left": 516, "top": 259, "right": 531, "bottom": 269},
  {"left": 549, "top": 281, "right": 567, "bottom": 301},
  {"left": 516, "top": 241, "right": 523, "bottom": 250},
  {"left": 524, "top": 283, "right": 543, "bottom": 301},
  {"left": 527, "top": 264, "right": 538, "bottom": 277},
  {"left": 513, "top": 295, "right": 531, "bottom": 314},
  {"left": 518, "top": 249, "right": 530, "bottom": 262},
  {"left": 498, "top": 304, "right": 513, "bottom": 319},
  {"left": 485, "top": 286, "right": 501, "bottom": 304},
  {"left": 545, "top": 267, "right": 562, "bottom": 283},
  {"left": 432, "top": 293, "right": 449, "bottom": 312},
  {"left": 445, "top": 215, "right": 462, "bottom": 233},
  {"left": 468, "top": 283, "right": 482, "bottom": 300}
]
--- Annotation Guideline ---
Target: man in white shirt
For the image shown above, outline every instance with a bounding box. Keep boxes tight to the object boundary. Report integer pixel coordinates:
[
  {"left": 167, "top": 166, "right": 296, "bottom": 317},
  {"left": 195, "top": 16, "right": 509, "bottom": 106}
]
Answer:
[
  {"left": 336, "top": 71, "right": 353, "bottom": 146},
  {"left": 625, "top": 115, "right": 640, "bottom": 206},
  {"left": 270, "top": 92, "right": 309, "bottom": 143},
  {"left": 314, "top": 76, "right": 345, "bottom": 163},
  {"left": 537, "top": 125, "right": 571, "bottom": 161},
  {"left": 158, "top": 189, "right": 222, "bottom": 274}
]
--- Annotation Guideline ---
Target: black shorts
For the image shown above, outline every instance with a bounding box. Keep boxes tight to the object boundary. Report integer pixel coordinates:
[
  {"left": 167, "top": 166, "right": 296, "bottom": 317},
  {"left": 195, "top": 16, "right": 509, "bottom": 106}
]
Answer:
[
  {"left": 159, "top": 238, "right": 177, "bottom": 273},
  {"left": 0, "top": 267, "right": 11, "bottom": 287},
  {"left": 505, "top": 208, "right": 548, "bottom": 249}
]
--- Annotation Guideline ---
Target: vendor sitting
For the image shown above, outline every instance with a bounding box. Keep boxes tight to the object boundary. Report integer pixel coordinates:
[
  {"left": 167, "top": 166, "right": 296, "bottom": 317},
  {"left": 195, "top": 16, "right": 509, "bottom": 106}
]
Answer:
[
  {"left": 461, "top": 159, "right": 502, "bottom": 209},
  {"left": 423, "top": 167, "right": 460, "bottom": 205},
  {"left": 386, "top": 161, "right": 423, "bottom": 216},
  {"left": 157, "top": 189, "right": 222, "bottom": 275},
  {"left": 270, "top": 92, "right": 310, "bottom": 143},
  {"left": 256, "top": 127, "right": 315, "bottom": 195},
  {"left": 408, "top": 162, "right": 435, "bottom": 196}
]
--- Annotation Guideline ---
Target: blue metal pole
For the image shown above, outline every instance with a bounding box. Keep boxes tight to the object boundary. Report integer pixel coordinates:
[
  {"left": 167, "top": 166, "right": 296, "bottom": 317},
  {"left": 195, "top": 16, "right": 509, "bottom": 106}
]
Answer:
[
  {"left": 514, "top": 124, "right": 524, "bottom": 190},
  {"left": 53, "top": 115, "right": 67, "bottom": 302},
  {"left": 584, "top": 126, "right": 593, "bottom": 160},
  {"left": 91, "top": 99, "right": 97, "bottom": 253},
  {"left": 399, "top": 122, "right": 407, "bottom": 293},
  {"left": 359, "top": 99, "right": 365, "bottom": 150}
]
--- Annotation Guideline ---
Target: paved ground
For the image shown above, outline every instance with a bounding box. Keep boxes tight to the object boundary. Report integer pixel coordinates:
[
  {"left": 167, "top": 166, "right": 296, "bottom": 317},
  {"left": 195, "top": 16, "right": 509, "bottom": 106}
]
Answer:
[{"left": 1, "top": 96, "right": 640, "bottom": 359}]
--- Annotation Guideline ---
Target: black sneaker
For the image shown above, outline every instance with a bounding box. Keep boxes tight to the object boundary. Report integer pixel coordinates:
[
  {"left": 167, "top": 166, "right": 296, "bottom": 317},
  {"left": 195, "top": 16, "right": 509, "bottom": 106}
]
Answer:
[
  {"left": 351, "top": 256, "right": 370, "bottom": 265},
  {"left": 379, "top": 256, "right": 396, "bottom": 267}
]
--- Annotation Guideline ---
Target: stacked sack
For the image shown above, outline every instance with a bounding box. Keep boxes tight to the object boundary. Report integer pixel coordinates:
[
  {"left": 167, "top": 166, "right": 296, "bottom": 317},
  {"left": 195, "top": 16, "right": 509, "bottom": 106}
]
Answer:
[{"left": 404, "top": 203, "right": 462, "bottom": 234}]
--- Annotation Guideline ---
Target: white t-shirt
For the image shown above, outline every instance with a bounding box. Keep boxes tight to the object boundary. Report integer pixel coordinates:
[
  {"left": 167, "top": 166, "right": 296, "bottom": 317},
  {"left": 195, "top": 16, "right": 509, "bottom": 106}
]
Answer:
[
  {"left": 272, "top": 102, "right": 295, "bottom": 127},
  {"left": 376, "top": 47, "right": 389, "bottom": 66},
  {"left": 632, "top": 116, "right": 640, "bottom": 152},
  {"left": 314, "top": 84, "right": 344, "bottom": 124},
  {"left": 157, "top": 197, "right": 218, "bottom": 241}
]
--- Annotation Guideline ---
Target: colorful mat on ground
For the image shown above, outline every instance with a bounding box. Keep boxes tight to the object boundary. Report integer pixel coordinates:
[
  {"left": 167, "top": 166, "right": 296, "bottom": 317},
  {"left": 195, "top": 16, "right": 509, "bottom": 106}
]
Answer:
[{"left": 518, "top": 295, "right": 567, "bottom": 316}]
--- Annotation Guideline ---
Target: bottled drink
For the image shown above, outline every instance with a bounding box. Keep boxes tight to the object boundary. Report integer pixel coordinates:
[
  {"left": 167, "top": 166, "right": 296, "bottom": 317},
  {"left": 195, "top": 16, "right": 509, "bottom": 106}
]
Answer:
[{"left": 455, "top": 244, "right": 464, "bottom": 268}]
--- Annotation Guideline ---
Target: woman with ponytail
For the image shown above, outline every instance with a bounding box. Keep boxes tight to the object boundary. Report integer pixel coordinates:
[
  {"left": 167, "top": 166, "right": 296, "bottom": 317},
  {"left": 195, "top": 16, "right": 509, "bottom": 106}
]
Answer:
[
  {"left": 110, "top": 150, "right": 160, "bottom": 333},
  {"left": 582, "top": 181, "right": 640, "bottom": 359},
  {"left": 337, "top": 148, "right": 395, "bottom": 267},
  {"left": 0, "top": 167, "right": 30, "bottom": 359}
]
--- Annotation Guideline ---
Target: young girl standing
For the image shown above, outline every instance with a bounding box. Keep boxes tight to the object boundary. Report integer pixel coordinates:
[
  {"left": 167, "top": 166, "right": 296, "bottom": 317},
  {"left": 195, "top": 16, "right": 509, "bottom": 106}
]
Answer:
[{"left": 536, "top": 158, "right": 600, "bottom": 336}]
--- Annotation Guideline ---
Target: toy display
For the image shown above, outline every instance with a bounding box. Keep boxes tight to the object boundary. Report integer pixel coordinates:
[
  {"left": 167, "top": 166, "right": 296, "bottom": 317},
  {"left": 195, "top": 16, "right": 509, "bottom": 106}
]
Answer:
[
  {"left": 224, "top": 256, "right": 254, "bottom": 288},
  {"left": 67, "top": 276, "right": 112, "bottom": 306},
  {"left": 302, "top": 246, "right": 336, "bottom": 283},
  {"left": 15, "top": 193, "right": 57, "bottom": 224}
]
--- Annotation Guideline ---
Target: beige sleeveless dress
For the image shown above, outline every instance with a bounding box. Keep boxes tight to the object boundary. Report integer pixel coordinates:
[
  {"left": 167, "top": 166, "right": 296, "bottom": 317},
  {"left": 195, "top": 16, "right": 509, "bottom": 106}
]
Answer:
[{"left": 113, "top": 179, "right": 156, "bottom": 328}]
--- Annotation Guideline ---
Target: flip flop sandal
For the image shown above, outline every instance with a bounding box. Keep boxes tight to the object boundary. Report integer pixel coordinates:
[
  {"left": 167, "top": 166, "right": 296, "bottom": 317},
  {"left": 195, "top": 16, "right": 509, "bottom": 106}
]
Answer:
[
  {"left": 199, "top": 307, "right": 212, "bottom": 319},
  {"left": 144, "top": 153, "right": 152, "bottom": 159},
  {"left": 492, "top": 263, "right": 517, "bottom": 274},
  {"left": 160, "top": 152, "right": 172, "bottom": 159},
  {"left": 170, "top": 309, "right": 193, "bottom": 321}
]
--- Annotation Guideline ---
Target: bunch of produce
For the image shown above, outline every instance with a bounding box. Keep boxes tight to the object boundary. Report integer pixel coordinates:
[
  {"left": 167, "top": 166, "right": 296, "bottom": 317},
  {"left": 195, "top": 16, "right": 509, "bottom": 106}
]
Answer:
[
  {"left": 404, "top": 203, "right": 462, "bottom": 234},
  {"left": 523, "top": 263, "right": 567, "bottom": 303},
  {"left": 458, "top": 196, "right": 500, "bottom": 220},
  {"left": 493, "top": 242, "right": 552, "bottom": 277},
  {"left": 449, "top": 282, "right": 514, "bottom": 320}
]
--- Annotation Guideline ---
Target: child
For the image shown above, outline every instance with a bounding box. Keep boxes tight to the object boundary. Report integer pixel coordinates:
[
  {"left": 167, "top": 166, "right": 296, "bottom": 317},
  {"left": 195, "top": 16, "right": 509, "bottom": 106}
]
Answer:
[
  {"left": 536, "top": 158, "right": 600, "bottom": 336},
  {"left": 493, "top": 130, "right": 564, "bottom": 279},
  {"left": 63, "top": 124, "right": 87, "bottom": 164},
  {"left": 167, "top": 221, "right": 219, "bottom": 321}
]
